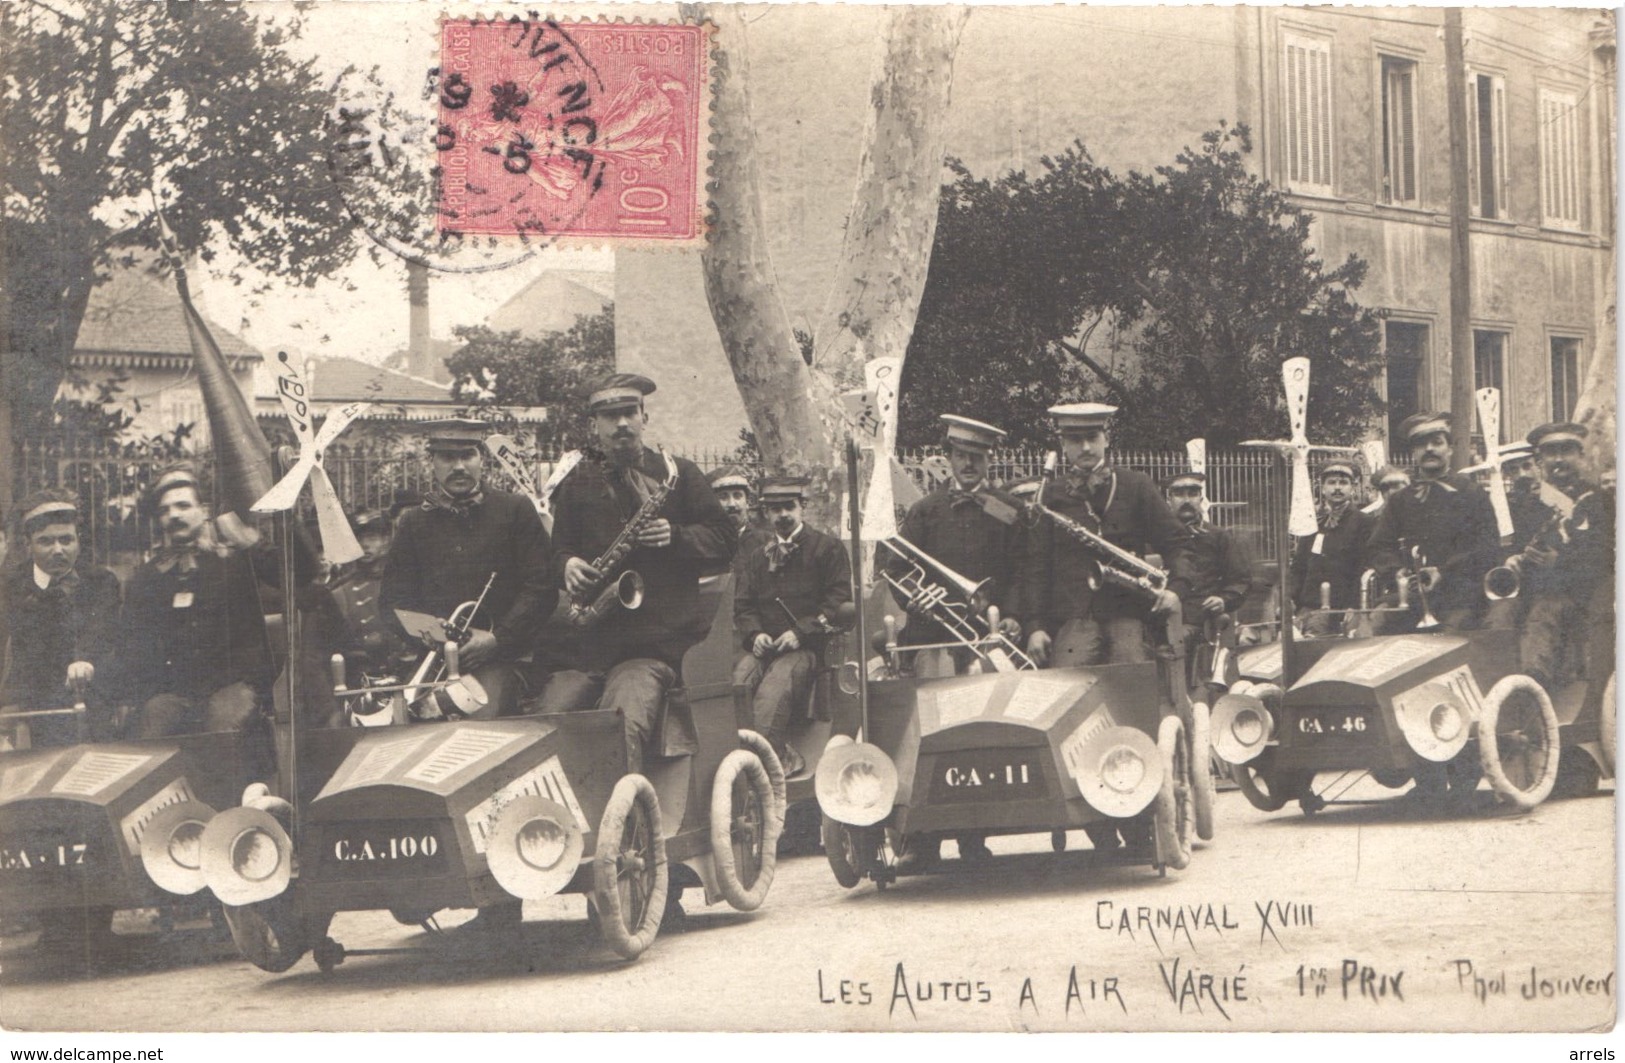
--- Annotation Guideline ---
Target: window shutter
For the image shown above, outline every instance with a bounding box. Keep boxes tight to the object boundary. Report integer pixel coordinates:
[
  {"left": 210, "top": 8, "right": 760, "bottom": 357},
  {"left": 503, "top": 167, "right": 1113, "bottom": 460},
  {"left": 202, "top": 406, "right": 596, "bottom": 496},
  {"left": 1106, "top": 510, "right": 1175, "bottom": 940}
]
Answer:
[
  {"left": 1282, "top": 32, "right": 1333, "bottom": 193},
  {"left": 1397, "top": 68, "right": 1415, "bottom": 202}
]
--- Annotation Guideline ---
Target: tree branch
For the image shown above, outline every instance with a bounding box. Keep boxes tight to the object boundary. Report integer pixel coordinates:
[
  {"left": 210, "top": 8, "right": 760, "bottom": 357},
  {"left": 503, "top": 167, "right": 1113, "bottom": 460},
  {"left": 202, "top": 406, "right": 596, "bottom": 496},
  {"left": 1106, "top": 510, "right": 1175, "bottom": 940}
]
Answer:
[{"left": 1056, "top": 334, "right": 1133, "bottom": 407}]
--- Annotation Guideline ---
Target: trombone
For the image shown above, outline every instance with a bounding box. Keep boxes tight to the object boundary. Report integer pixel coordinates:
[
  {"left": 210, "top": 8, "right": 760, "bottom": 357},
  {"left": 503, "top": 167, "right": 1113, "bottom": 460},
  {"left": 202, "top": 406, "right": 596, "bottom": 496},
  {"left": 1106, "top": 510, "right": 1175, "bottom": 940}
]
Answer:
[{"left": 878, "top": 536, "right": 1035, "bottom": 673}]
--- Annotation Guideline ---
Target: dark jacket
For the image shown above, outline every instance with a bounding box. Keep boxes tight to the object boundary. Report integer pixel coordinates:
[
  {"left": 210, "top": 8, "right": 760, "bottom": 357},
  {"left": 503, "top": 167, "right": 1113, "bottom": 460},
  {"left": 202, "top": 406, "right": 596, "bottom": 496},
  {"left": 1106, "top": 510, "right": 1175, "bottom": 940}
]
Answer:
[
  {"left": 887, "top": 486, "right": 1025, "bottom": 643},
  {"left": 119, "top": 547, "right": 274, "bottom": 704},
  {"left": 1174, "top": 521, "right": 1255, "bottom": 616},
  {"left": 0, "top": 563, "right": 121, "bottom": 710},
  {"left": 735, "top": 525, "right": 852, "bottom": 653},
  {"left": 551, "top": 448, "right": 735, "bottom": 668},
  {"left": 1290, "top": 506, "right": 1376, "bottom": 611},
  {"left": 381, "top": 488, "right": 555, "bottom": 662},
  {"left": 1366, "top": 472, "right": 1499, "bottom": 616},
  {"left": 1016, "top": 467, "right": 1192, "bottom": 635}
]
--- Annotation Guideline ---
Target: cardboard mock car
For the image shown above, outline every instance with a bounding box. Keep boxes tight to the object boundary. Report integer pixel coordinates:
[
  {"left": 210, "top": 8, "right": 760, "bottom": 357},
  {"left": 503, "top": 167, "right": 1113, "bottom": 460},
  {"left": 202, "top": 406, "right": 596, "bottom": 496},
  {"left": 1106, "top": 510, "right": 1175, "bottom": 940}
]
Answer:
[
  {"left": 0, "top": 730, "right": 265, "bottom": 940},
  {"left": 1212, "top": 619, "right": 1614, "bottom": 814},
  {"left": 162, "top": 573, "right": 786, "bottom": 972},
  {"left": 814, "top": 638, "right": 1202, "bottom": 888}
]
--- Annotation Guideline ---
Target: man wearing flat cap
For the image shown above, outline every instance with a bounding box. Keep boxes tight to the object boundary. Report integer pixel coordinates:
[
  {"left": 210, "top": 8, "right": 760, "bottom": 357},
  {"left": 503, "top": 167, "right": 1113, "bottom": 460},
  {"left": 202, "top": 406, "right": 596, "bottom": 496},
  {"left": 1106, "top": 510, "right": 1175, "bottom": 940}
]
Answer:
[
  {"left": 1290, "top": 462, "right": 1375, "bottom": 637},
  {"left": 0, "top": 490, "right": 122, "bottom": 747},
  {"left": 118, "top": 463, "right": 278, "bottom": 737},
  {"left": 885, "top": 415, "right": 1025, "bottom": 677},
  {"left": 732, "top": 476, "right": 852, "bottom": 775},
  {"left": 381, "top": 419, "right": 555, "bottom": 718},
  {"left": 540, "top": 373, "right": 735, "bottom": 772},
  {"left": 1015, "top": 403, "right": 1190, "bottom": 669},
  {"left": 1507, "top": 422, "right": 1614, "bottom": 692},
  {"left": 1365, "top": 412, "right": 1500, "bottom": 632},
  {"left": 1164, "top": 469, "right": 1253, "bottom": 684}
]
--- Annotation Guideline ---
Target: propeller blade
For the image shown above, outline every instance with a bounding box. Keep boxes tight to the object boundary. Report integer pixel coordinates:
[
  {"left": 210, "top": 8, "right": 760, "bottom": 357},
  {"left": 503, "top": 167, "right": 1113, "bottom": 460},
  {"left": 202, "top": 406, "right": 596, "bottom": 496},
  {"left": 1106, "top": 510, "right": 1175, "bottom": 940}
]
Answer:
[
  {"left": 1359, "top": 439, "right": 1387, "bottom": 477},
  {"left": 1185, "top": 439, "right": 1210, "bottom": 519},
  {"left": 1475, "top": 387, "right": 1513, "bottom": 541},
  {"left": 540, "top": 450, "right": 584, "bottom": 505},
  {"left": 272, "top": 352, "right": 314, "bottom": 449},
  {"left": 252, "top": 456, "right": 316, "bottom": 514},
  {"left": 312, "top": 401, "right": 371, "bottom": 451},
  {"left": 1283, "top": 357, "right": 1311, "bottom": 448},
  {"left": 1288, "top": 449, "right": 1317, "bottom": 536},
  {"left": 310, "top": 466, "right": 364, "bottom": 565}
]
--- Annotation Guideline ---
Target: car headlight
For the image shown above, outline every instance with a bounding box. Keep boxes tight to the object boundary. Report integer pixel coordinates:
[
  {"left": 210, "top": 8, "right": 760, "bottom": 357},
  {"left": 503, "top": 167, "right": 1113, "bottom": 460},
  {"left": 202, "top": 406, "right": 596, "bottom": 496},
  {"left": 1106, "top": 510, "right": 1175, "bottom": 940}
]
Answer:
[
  {"left": 488, "top": 795, "right": 583, "bottom": 900},
  {"left": 1072, "top": 726, "right": 1163, "bottom": 817},
  {"left": 816, "top": 740, "right": 898, "bottom": 826},
  {"left": 1393, "top": 680, "right": 1472, "bottom": 762},
  {"left": 199, "top": 806, "right": 293, "bottom": 906},
  {"left": 138, "top": 799, "right": 218, "bottom": 896},
  {"left": 1210, "top": 692, "right": 1273, "bottom": 765}
]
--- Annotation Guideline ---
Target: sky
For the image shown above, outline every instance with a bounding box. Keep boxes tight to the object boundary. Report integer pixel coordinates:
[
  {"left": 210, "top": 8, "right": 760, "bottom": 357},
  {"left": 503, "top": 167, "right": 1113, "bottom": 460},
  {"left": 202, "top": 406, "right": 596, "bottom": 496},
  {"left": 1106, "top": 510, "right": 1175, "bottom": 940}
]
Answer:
[{"left": 188, "top": 2, "right": 618, "bottom": 368}]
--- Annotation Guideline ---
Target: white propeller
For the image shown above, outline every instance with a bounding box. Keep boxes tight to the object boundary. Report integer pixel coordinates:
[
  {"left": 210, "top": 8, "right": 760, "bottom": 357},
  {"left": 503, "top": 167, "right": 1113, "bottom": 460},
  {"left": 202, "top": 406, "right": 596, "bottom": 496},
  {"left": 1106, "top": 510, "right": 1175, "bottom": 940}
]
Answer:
[
  {"left": 252, "top": 352, "right": 371, "bottom": 564},
  {"left": 484, "top": 433, "right": 544, "bottom": 514},
  {"left": 1241, "top": 357, "right": 1357, "bottom": 537},
  {"left": 1184, "top": 438, "right": 1210, "bottom": 521},
  {"left": 1474, "top": 387, "right": 1515, "bottom": 543}
]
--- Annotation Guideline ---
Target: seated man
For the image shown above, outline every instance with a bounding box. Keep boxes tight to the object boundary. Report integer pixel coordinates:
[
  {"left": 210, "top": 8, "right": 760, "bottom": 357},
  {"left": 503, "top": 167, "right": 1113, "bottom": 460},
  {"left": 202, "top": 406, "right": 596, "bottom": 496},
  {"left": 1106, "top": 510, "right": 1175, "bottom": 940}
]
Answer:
[
  {"left": 733, "top": 476, "right": 852, "bottom": 776},
  {"left": 1289, "top": 462, "right": 1374, "bottom": 637},
  {"left": 119, "top": 464, "right": 277, "bottom": 738},
  {"left": 381, "top": 420, "right": 554, "bottom": 718},
  {"left": 1163, "top": 468, "right": 1253, "bottom": 689},
  {"left": 0, "top": 490, "right": 122, "bottom": 747},
  {"left": 539, "top": 373, "right": 734, "bottom": 773}
]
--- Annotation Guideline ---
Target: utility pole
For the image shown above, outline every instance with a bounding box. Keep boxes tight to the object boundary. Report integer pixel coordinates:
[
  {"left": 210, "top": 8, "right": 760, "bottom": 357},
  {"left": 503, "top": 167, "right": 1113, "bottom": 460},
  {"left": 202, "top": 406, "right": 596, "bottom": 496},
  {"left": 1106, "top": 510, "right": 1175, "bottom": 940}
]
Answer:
[{"left": 1445, "top": 8, "right": 1474, "bottom": 469}]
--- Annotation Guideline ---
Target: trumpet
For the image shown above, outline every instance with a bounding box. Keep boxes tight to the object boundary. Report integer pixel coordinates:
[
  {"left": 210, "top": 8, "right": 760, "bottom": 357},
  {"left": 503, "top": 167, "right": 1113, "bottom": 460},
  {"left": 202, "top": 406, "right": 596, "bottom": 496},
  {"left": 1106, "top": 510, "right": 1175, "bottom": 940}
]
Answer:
[
  {"left": 1027, "top": 500, "right": 1169, "bottom": 600},
  {"left": 1398, "top": 542, "right": 1442, "bottom": 631},
  {"left": 1484, "top": 563, "right": 1521, "bottom": 600},
  {"left": 402, "top": 572, "right": 496, "bottom": 714},
  {"left": 879, "top": 535, "right": 1035, "bottom": 672}
]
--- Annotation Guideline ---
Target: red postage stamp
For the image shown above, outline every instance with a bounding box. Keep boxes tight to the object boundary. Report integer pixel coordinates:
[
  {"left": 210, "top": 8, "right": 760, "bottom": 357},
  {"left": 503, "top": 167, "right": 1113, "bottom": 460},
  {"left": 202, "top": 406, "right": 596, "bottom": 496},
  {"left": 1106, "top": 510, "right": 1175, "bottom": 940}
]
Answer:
[{"left": 437, "top": 17, "right": 709, "bottom": 244}]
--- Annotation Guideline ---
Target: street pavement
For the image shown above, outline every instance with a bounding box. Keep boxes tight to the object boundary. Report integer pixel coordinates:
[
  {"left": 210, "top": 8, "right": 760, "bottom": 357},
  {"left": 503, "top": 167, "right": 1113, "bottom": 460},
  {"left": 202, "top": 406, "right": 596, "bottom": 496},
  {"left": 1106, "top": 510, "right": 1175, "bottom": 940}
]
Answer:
[{"left": 0, "top": 778, "right": 1614, "bottom": 1034}]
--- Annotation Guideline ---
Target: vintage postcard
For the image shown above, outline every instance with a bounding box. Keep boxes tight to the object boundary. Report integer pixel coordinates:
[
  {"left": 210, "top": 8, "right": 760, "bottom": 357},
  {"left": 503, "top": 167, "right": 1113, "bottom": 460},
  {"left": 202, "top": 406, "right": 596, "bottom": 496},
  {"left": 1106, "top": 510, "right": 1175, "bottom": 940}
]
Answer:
[{"left": 0, "top": 0, "right": 1615, "bottom": 1044}]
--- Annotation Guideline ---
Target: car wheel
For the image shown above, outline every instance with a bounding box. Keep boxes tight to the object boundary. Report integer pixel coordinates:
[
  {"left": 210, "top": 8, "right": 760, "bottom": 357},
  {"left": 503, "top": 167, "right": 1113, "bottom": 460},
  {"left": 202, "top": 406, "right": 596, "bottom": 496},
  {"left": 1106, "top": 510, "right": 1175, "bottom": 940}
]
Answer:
[
  {"left": 1189, "top": 700, "right": 1216, "bottom": 842},
  {"left": 221, "top": 894, "right": 331, "bottom": 974},
  {"left": 737, "top": 730, "right": 787, "bottom": 828},
  {"left": 1477, "top": 675, "right": 1561, "bottom": 811},
  {"left": 591, "top": 774, "right": 667, "bottom": 960},
  {"left": 1600, "top": 673, "right": 1616, "bottom": 777},
  {"left": 710, "top": 749, "right": 779, "bottom": 911},
  {"left": 1153, "top": 716, "right": 1193, "bottom": 872},
  {"left": 1230, "top": 760, "right": 1309, "bottom": 813},
  {"left": 820, "top": 814, "right": 863, "bottom": 888}
]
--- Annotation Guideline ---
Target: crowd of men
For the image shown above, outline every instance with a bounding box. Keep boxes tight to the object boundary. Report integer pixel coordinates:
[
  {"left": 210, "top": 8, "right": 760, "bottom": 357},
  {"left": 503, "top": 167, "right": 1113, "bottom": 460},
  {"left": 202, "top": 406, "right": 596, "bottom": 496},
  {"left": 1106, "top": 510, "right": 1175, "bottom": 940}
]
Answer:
[{"left": 0, "top": 373, "right": 1614, "bottom": 834}]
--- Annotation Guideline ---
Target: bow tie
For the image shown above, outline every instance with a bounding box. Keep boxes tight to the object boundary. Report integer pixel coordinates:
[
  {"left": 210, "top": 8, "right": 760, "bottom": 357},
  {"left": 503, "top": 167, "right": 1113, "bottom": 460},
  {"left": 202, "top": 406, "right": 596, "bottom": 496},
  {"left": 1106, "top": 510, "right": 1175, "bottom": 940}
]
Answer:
[
  {"left": 764, "top": 537, "right": 800, "bottom": 572},
  {"left": 36, "top": 569, "right": 80, "bottom": 593},
  {"left": 154, "top": 544, "right": 201, "bottom": 574},
  {"left": 949, "top": 489, "right": 982, "bottom": 510},
  {"left": 423, "top": 483, "right": 485, "bottom": 518}
]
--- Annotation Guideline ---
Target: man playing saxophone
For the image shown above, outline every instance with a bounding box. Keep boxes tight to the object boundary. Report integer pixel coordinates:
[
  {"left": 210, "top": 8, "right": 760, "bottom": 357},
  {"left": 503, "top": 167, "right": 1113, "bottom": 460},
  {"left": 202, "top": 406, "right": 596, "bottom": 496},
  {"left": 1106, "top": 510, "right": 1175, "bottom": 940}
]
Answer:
[
  {"left": 539, "top": 373, "right": 735, "bottom": 773},
  {"left": 380, "top": 419, "right": 555, "bottom": 719}
]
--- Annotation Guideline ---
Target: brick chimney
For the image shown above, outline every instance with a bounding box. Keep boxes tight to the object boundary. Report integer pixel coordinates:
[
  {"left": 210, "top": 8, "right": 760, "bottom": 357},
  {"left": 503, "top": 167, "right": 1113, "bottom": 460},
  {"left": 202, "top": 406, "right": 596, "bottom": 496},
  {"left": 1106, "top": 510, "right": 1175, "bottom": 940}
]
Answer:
[{"left": 407, "top": 259, "right": 431, "bottom": 379}]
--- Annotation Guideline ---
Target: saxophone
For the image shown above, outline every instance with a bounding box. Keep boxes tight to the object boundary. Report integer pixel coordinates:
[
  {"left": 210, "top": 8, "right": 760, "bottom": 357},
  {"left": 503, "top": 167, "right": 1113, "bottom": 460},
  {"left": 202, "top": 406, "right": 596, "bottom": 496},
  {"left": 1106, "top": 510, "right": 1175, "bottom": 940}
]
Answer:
[{"left": 567, "top": 450, "right": 680, "bottom": 628}]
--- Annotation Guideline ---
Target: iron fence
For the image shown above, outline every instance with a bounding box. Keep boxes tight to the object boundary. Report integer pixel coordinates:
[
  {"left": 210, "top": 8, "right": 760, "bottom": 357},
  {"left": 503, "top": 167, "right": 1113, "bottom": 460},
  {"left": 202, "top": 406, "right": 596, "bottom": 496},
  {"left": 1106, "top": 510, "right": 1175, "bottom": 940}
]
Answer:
[{"left": 17, "top": 436, "right": 1361, "bottom": 575}]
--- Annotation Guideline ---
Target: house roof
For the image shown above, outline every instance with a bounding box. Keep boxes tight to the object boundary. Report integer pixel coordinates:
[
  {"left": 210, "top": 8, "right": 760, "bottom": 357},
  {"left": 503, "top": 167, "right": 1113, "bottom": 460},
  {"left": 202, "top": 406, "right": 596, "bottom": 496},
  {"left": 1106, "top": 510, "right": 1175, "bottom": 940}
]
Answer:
[
  {"left": 253, "top": 355, "right": 547, "bottom": 424},
  {"left": 71, "top": 265, "right": 263, "bottom": 369},
  {"left": 487, "top": 271, "right": 613, "bottom": 339}
]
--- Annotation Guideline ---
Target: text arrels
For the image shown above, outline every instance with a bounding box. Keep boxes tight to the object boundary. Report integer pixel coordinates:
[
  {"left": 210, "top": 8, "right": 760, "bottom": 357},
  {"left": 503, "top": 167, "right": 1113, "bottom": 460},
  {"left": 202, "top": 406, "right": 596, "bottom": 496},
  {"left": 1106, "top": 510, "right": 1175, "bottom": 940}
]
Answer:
[
  {"left": 1298, "top": 961, "right": 1404, "bottom": 1002},
  {"left": 1159, "top": 959, "right": 1248, "bottom": 1022},
  {"left": 1454, "top": 960, "right": 1615, "bottom": 1004}
]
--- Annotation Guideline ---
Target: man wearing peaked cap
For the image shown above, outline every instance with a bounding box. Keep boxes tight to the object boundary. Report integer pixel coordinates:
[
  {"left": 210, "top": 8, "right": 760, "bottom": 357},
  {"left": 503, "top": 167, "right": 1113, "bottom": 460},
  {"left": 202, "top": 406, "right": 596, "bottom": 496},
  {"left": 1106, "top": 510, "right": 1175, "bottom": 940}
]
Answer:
[
  {"left": 381, "top": 417, "right": 555, "bottom": 719},
  {"left": 536, "top": 371, "right": 735, "bottom": 776},
  {"left": 1162, "top": 468, "right": 1253, "bottom": 685},
  {"left": 707, "top": 464, "right": 766, "bottom": 557},
  {"left": 732, "top": 476, "right": 852, "bottom": 776},
  {"left": 1014, "top": 402, "right": 1190, "bottom": 670},
  {"left": 1512, "top": 421, "right": 1614, "bottom": 694},
  {"left": 1365, "top": 411, "right": 1500, "bottom": 633},
  {"left": 1290, "top": 461, "right": 1375, "bottom": 637},
  {"left": 0, "top": 489, "right": 122, "bottom": 748},
  {"left": 329, "top": 509, "right": 406, "bottom": 671}
]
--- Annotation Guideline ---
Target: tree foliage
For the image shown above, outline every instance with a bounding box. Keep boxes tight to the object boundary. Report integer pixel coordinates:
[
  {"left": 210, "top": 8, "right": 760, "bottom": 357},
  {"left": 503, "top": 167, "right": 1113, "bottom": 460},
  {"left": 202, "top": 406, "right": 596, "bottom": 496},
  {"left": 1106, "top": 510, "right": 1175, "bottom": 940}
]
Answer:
[
  {"left": 901, "top": 124, "right": 1385, "bottom": 450},
  {"left": 444, "top": 309, "right": 616, "bottom": 450},
  {"left": 0, "top": 1, "right": 369, "bottom": 436}
]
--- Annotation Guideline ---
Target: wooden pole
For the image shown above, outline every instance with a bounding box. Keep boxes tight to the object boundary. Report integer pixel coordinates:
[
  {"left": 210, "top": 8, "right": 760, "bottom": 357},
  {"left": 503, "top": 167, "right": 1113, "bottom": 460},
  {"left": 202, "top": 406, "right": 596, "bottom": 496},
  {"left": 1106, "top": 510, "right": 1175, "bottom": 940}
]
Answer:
[{"left": 1445, "top": 9, "right": 1475, "bottom": 470}]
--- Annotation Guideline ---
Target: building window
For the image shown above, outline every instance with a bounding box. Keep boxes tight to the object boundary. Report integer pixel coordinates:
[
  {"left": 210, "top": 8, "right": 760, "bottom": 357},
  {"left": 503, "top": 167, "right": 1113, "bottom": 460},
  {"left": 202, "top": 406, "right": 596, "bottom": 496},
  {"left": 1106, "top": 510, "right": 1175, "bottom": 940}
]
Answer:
[
  {"left": 1381, "top": 56, "right": 1418, "bottom": 205},
  {"left": 1550, "top": 336, "right": 1582, "bottom": 419},
  {"left": 1283, "top": 32, "right": 1334, "bottom": 194},
  {"left": 1540, "top": 89, "right": 1582, "bottom": 229},
  {"left": 1474, "top": 330, "right": 1508, "bottom": 396},
  {"left": 1468, "top": 72, "right": 1508, "bottom": 219},
  {"left": 1384, "top": 321, "right": 1429, "bottom": 445}
]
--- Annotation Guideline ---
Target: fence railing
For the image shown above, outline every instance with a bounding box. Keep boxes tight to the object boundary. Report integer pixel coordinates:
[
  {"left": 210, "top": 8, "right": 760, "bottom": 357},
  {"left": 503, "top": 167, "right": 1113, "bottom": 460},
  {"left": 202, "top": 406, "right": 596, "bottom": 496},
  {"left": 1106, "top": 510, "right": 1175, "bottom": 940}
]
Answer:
[{"left": 17, "top": 437, "right": 1335, "bottom": 575}]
